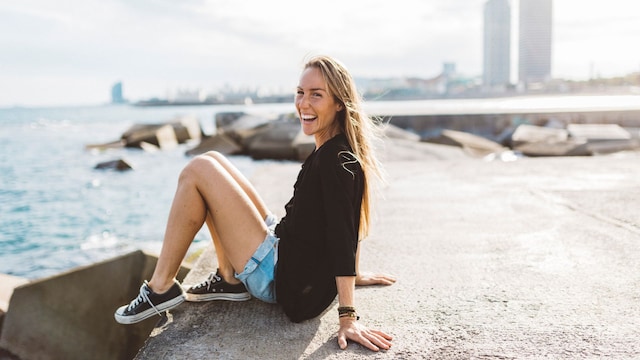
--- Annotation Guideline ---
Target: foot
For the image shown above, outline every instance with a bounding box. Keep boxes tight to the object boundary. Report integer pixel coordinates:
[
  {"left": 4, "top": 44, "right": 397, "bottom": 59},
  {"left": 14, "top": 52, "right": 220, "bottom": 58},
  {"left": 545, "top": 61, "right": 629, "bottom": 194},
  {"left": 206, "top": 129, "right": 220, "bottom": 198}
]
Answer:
[
  {"left": 114, "top": 280, "right": 185, "bottom": 324},
  {"left": 185, "top": 269, "right": 251, "bottom": 302}
]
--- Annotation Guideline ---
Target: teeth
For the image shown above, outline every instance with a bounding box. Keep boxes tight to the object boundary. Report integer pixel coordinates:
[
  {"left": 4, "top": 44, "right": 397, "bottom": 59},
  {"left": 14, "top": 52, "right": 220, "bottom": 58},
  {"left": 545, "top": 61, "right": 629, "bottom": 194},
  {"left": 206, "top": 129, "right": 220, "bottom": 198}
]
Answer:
[{"left": 301, "top": 114, "right": 317, "bottom": 120}]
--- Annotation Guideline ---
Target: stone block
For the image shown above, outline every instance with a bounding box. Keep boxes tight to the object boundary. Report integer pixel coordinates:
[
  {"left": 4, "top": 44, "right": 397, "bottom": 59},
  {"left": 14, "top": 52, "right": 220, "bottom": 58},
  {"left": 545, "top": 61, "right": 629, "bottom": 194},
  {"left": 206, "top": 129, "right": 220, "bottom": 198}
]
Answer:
[
  {"left": 567, "top": 124, "right": 631, "bottom": 141},
  {"left": 0, "top": 251, "right": 190, "bottom": 360},
  {"left": 171, "top": 115, "right": 203, "bottom": 144},
  {"left": 246, "top": 121, "right": 300, "bottom": 160},
  {"left": 437, "top": 129, "right": 506, "bottom": 157},
  {"left": 122, "top": 124, "right": 178, "bottom": 150},
  {"left": 185, "top": 134, "right": 243, "bottom": 156},
  {"left": 511, "top": 124, "right": 569, "bottom": 146}
]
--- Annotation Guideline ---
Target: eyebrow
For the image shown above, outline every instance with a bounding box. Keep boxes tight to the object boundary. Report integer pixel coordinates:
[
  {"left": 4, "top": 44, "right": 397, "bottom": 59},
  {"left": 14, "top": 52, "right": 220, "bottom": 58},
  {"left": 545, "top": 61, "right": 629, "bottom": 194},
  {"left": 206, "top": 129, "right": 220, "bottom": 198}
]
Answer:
[{"left": 297, "top": 87, "right": 327, "bottom": 92}]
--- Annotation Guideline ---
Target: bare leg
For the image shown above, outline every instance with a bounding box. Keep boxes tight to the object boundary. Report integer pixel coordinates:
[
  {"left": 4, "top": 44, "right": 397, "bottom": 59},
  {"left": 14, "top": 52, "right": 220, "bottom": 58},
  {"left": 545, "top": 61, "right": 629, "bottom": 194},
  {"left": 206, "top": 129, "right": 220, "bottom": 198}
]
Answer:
[
  {"left": 205, "top": 212, "right": 240, "bottom": 284},
  {"left": 148, "top": 153, "right": 268, "bottom": 293},
  {"left": 202, "top": 151, "right": 270, "bottom": 220}
]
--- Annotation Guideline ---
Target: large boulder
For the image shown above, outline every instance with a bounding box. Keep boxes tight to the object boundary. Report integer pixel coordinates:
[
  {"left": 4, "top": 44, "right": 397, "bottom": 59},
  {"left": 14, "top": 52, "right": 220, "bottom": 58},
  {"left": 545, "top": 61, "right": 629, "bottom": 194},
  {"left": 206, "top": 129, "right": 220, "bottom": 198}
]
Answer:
[
  {"left": 121, "top": 116, "right": 204, "bottom": 150},
  {"left": 246, "top": 120, "right": 301, "bottom": 160},
  {"left": 511, "top": 124, "right": 590, "bottom": 156},
  {"left": 185, "top": 134, "right": 243, "bottom": 156},
  {"left": 122, "top": 124, "right": 178, "bottom": 150}
]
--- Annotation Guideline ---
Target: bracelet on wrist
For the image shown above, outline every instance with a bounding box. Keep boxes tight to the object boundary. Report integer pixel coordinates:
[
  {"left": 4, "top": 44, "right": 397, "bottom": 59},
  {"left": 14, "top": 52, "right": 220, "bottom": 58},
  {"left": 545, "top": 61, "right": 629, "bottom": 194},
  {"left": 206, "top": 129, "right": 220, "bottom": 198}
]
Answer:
[{"left": 337, "top": 306, "right": 359, "bottom": 320}]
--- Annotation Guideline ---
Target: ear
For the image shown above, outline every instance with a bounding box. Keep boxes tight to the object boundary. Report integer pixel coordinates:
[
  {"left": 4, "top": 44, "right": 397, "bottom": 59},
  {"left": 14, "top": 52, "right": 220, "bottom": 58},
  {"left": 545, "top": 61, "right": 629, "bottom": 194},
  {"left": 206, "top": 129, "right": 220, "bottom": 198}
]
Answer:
[{"left": 336, "top": 103, "right": 344, "bottom": 112}]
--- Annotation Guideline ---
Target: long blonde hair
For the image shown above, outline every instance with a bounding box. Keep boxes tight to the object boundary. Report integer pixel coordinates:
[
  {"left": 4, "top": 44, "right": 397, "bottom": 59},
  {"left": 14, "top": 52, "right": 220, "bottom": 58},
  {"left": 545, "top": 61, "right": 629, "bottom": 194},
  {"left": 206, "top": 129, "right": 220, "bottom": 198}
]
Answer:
[{"left": 303, "top": 55, "right": 384, "bottom": 240}]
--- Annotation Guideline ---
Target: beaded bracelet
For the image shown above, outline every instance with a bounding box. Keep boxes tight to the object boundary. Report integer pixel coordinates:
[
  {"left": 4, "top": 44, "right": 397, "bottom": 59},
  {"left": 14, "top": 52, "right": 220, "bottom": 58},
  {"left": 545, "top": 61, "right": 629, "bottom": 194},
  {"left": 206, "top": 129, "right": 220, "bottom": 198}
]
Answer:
[
  {"left": 338, "top": 306, "right": 356, "bottom": 314},
  {"left": 338, "top": 306, "right": 360, "bottom": 320}
]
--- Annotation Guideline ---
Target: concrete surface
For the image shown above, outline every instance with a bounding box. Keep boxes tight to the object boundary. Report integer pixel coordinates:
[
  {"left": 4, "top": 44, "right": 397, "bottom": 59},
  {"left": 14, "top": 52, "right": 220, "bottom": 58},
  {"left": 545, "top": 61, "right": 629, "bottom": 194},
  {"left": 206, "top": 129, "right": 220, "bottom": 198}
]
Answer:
[
  {"left": 136, "top": 139, "right": 640, "bottom": 359},
  {"left": 0, "top": 251, "right": 191, "bottom": 360}
]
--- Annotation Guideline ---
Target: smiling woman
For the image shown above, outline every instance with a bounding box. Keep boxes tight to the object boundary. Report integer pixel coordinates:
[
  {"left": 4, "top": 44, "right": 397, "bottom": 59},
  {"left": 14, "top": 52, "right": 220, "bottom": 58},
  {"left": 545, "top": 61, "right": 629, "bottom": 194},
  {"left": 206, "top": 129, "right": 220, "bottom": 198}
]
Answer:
[{"left": 114, "top": 55, "right": 396, "bottom": 352}]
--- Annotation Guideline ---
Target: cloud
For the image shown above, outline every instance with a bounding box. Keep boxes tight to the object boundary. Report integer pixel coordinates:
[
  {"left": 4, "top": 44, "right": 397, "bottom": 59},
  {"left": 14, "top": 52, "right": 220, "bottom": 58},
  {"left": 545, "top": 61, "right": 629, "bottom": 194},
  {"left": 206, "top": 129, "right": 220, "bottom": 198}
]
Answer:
[{"left": 1, "top": 0, "right": 640, "bottom": 106}]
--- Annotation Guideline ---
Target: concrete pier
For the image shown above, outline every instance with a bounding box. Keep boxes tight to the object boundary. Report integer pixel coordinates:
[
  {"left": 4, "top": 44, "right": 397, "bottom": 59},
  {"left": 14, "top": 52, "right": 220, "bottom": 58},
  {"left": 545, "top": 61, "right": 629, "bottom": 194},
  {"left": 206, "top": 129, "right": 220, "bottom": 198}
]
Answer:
[{"left": 135, "top": 139, "right": 640, "bottom": 359}]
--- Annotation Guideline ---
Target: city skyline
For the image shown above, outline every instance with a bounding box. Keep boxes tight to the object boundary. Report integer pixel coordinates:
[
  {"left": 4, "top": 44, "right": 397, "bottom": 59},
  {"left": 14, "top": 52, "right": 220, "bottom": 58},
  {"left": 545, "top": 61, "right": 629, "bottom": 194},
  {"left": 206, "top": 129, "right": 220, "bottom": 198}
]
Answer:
[{"left": 1, "top": 0, "right": 640, "bottom": 107}]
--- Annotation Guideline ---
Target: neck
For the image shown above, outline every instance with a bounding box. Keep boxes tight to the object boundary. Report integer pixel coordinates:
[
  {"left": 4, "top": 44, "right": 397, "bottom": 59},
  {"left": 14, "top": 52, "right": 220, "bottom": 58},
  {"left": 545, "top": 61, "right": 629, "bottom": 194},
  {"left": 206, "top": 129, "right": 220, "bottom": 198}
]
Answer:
[{"left": 314, "top": 129, "right": 341, "bottom": 149}]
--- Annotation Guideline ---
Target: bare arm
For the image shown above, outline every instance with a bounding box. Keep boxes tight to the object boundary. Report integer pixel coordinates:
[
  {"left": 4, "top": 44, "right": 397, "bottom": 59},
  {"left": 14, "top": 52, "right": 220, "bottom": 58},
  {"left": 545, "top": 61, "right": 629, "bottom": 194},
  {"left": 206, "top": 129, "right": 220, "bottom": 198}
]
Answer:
[{"left": 335, "top": 276, "right": 393, "bottom": 351}]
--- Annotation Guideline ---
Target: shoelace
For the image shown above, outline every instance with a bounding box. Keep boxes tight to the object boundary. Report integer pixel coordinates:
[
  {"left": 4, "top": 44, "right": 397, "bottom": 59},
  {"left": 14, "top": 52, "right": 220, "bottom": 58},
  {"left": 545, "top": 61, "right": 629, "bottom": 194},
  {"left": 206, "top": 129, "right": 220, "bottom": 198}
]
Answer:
[
  {"left": 192, "top": 272, "right": 222, "bottom": 291},
  {"left": 127, "top": 281, "right": 162, "bottom": 317}
]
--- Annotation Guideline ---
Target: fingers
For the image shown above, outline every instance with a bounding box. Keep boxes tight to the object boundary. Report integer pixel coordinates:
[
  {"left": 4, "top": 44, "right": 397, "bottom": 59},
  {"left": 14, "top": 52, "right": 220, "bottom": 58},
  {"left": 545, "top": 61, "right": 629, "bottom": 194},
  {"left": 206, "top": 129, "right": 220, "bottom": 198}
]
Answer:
[
  {"left": 368, "top": 330, "right": 392, "bottom": 350},
  {"left": 377, "top": 275, "right": 396, "bottom": 285},
  {"left": 337, "top": 333, "right": 348, "bottom": 350},
  {"left": 370, "top": 273, "right": 397, "bottom": 286},
  {"left": 341, "top": 328, "right": 393, "bottom": 352},
  {"left": 356, "top": 272, "right": 397, "bottom": 286}
]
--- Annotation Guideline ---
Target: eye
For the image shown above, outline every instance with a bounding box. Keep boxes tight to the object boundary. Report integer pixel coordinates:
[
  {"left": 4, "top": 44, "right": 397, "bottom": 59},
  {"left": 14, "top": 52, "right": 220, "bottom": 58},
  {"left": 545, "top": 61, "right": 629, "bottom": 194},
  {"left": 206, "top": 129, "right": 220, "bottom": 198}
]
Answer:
[
  {"left": 312, "top": 92, "right": 322, "bottom": 98},
  {"left": 296, "top": 90, "right": 304, "bottom": 96}
]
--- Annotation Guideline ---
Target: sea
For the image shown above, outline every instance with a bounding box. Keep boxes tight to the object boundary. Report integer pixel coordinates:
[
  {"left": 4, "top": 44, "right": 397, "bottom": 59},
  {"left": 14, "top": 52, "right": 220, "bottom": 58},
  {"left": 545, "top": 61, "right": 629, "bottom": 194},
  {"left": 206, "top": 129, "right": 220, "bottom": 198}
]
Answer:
[{"left": 0, "top": 102, "right": 294, "bottom": 280}]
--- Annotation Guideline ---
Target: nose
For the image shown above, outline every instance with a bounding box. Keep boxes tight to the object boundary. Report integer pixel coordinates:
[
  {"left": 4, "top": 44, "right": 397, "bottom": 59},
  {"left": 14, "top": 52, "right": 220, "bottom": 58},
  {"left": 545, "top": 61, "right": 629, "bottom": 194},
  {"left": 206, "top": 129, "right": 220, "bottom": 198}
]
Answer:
[{"left": 296, "top": 93, "right": 309, "bottom": 110}]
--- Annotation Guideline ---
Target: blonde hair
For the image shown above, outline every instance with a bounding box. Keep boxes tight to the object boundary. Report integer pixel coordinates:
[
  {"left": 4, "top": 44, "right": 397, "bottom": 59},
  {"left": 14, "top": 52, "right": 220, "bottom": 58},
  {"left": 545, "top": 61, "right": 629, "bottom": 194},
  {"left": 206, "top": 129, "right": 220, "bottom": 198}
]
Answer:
[{"left": 303, "top": 55, "right": 385, "bottom": 240}]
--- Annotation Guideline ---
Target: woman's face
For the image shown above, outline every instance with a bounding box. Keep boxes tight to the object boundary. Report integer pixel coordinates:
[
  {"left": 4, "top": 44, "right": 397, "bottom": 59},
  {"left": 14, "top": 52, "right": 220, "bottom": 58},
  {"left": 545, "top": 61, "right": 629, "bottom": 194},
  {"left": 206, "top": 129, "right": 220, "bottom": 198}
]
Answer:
[{"left": 295, "top": 66, "right": 343, "bottom": 147}]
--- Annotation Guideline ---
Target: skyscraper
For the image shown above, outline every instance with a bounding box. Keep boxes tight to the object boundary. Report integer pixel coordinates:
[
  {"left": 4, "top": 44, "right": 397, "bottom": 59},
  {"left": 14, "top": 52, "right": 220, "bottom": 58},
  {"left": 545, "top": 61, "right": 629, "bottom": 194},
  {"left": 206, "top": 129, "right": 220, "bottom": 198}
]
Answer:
[
  {"left": 518, "top": 0, "right": 553, "bottom": 85},
  {"left": 483, "top": 0, "right": 511, "bottom": 90},
  {"left": 111, "top": 82, "right": 125, "bottom": 104}
]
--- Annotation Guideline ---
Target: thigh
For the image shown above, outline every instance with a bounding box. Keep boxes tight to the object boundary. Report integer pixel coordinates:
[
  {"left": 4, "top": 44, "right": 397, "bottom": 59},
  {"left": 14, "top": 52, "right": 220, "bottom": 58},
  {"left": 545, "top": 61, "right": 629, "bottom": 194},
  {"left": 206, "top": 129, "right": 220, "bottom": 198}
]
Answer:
[
  {"left": 189, "top": 155, "right": 268, "bottom": 272},
  {"left": 203, "top": 151, "right": 270, "bottom": 218}
]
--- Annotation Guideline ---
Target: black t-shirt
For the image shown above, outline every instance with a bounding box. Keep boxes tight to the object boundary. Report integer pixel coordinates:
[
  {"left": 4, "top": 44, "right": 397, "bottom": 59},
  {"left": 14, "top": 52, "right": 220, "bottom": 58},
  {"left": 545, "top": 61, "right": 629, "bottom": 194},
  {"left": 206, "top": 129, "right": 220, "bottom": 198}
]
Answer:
[{"left": 275, "top": 133, "right": 364, "bottom": 322}]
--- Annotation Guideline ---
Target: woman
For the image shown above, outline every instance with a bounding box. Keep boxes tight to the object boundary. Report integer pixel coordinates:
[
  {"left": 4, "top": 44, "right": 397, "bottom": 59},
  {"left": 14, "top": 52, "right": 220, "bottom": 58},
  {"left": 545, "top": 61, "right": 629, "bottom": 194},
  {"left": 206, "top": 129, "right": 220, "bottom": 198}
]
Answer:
[{"left": 115, "top": 55, "right": 395, "bottom": 352}]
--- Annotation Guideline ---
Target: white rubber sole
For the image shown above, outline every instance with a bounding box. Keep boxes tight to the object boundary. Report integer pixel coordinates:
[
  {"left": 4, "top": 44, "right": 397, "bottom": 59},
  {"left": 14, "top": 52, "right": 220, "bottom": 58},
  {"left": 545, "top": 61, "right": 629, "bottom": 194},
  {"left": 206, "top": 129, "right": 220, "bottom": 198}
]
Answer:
[
  {"left": 114, "top": 294, "right": 186, "bottom": 324},
  {"left": 185, "top": 292, "right": 251, "bottom": 302}
]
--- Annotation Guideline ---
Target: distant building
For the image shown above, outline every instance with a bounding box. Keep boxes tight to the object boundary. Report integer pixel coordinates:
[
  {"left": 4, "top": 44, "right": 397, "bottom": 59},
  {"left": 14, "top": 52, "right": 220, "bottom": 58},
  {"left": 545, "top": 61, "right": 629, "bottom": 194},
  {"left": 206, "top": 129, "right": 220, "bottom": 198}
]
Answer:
[
  {"left": 518, "top": 0, "right": 553, "bottom": 86},
  {"left": 111, "top": 82, "right": 125, "bottom": 104},
  {"left": 483, "top": 0, "right": 511, "bottom": 91}
]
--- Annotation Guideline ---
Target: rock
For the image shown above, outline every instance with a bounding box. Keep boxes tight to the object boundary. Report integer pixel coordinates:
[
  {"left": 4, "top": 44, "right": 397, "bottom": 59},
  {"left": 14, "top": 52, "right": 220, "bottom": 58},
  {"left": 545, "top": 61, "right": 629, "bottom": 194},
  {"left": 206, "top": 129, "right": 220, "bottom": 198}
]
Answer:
[
  {"left": 511, "top": 124, "right": 569, "bottom": 146},
  {"left": 216, "top": 113, "right": 273, "bottom": 147},
  {"left": 511, "top": 124, "right": 590, "bottom": 156},
  {"left": 171, "top": 115, "right": 203, "bottom": 144},
  {"left": 94, "top": 159, "right": 134, "bottom": 171},
  {"left": 427, "top": 129, "right": 507, "bottom": 158},
  {"left": 383, "top": 123, "right": 421, "bottom": 141},
  {"left": 185, "top": 134, "right": 243, "bottom": 156},
  {"left": 122, "top": 124, "right": 178, "bottom": 150},
  {"left": 567, "top": 123, "right": 631, "bottom": 141},
  {"left": 84, "top": 140, "right": 125, "bottom": 151},
  {"left": 246, "top": 121, "right": 301, "bottom": 160}
]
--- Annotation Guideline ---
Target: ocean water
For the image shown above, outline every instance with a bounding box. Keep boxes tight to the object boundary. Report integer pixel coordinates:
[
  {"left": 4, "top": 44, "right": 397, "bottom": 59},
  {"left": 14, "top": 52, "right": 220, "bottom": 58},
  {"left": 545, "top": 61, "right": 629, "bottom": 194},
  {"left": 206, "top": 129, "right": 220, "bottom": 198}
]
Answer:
[{"left": 0, "top": 103, "right": 293, "bottom": 280}]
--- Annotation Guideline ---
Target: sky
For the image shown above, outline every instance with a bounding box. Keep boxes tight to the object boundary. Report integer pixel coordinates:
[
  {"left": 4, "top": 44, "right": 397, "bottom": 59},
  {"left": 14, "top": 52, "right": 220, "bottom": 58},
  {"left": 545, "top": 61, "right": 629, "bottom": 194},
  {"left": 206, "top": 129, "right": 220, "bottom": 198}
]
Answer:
[{"left": 1, "top": 0, "right": 639, "bottom": 107}]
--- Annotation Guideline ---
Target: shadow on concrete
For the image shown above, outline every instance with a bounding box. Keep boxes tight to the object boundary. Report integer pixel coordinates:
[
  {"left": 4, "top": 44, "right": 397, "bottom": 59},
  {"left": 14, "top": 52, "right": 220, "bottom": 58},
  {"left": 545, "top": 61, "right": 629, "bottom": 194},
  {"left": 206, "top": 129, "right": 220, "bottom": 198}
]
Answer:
[{"left": 136, "top": 299, "right": 321, "bottom": 359}]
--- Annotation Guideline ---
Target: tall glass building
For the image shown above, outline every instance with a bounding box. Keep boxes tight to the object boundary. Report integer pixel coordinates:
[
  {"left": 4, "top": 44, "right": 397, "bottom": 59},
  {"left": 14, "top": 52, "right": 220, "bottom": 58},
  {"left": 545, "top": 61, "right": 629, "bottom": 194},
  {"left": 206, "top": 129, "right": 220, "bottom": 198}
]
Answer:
[
  {"left": 111, "top": 82, "right": 125, "bottom": 104},
  {"left": 518, "top": 0, "right": 553, "bottom": 85},
  {"left": 483, "top": 0, "right": 511, "bottom": 90}
]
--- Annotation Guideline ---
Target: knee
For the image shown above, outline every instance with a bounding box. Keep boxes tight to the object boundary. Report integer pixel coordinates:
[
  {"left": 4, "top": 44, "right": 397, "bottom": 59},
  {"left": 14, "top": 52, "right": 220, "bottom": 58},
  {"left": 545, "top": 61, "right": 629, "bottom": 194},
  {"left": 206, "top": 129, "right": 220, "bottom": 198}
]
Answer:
[
  {"left": 180, "top": 155, "right": 217, "bottom": 182},
  {"left": 202, "top": 150, "right": 225, "bottom": 162}
]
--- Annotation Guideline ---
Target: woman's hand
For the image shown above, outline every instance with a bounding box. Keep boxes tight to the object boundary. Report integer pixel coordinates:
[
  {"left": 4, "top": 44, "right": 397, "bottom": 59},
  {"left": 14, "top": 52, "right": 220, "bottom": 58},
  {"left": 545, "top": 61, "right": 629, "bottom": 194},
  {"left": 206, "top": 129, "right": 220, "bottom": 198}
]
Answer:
[
  {"left": 355, "top": 271, "right": 396, "bottom": 286},
  {"left": 337, "top": 318, "right": 393, "bottom": 351}
]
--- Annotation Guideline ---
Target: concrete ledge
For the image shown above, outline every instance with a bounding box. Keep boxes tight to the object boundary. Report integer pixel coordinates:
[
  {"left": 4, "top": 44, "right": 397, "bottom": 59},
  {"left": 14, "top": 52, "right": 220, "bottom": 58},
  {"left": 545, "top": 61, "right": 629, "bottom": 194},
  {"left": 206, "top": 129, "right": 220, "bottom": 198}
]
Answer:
[
  {"left": 136, "top": 142, "right": 640, "bottom": 358},
  {"left": 0, "top": 250, "right": 190, "bottom": 360}
]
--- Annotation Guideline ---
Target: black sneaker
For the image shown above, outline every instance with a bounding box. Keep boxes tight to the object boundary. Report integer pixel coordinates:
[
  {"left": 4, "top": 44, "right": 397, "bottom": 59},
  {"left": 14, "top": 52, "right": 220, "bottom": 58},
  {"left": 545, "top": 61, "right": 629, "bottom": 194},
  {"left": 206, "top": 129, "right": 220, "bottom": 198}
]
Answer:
[
  {"left": 114, "top": 280, "right": 186, "bottom": 324},
  {"left": 185, "top": 269, "right": 251, "bottom": 302}
]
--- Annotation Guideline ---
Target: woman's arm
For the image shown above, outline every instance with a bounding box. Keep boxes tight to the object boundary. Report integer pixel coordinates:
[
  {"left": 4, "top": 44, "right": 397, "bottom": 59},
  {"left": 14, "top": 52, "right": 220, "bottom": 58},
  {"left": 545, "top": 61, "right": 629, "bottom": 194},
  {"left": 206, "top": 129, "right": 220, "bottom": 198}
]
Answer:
[
  {"left": 335, "top": 276, "right": 393, "bottom": 351},
  {"left": 354, "top": 246, "right": 397, "bottom": 286}
]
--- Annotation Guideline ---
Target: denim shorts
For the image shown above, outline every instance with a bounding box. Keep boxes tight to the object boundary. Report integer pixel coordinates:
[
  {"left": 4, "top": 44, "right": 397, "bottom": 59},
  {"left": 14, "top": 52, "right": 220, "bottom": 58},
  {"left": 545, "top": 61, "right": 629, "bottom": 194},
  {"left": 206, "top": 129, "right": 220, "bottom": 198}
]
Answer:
[{"left": 235, "top": 214, "right": 279, "bottom": 303}]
